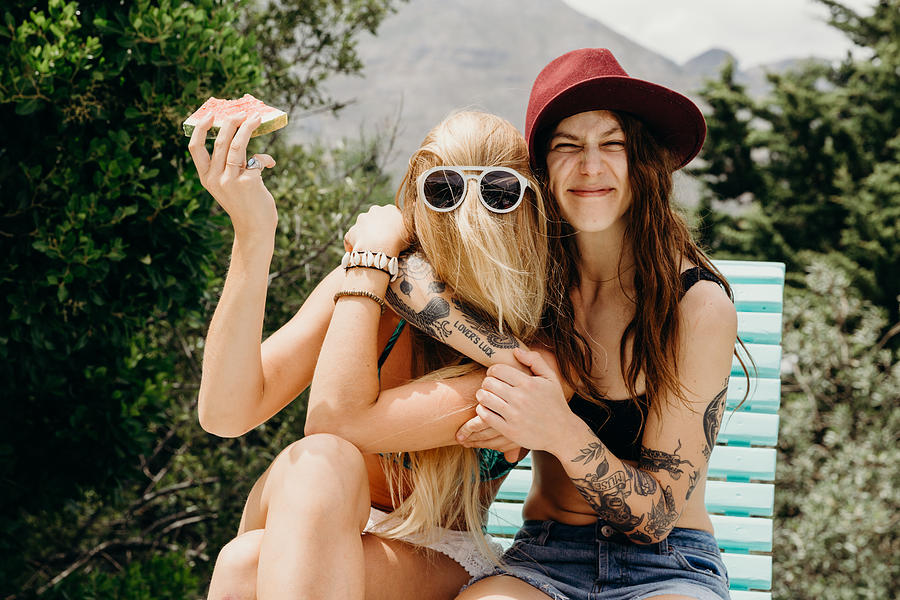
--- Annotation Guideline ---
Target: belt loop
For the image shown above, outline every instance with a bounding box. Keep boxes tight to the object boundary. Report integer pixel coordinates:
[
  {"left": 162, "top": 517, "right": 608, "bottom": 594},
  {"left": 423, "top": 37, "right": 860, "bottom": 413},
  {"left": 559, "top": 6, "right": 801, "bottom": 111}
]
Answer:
[
  {"left": 657, "top": 535, "right": 669, "bottom": 554},
  {"left": 537, "top": 519, "right": 552, "bottom": 545}
]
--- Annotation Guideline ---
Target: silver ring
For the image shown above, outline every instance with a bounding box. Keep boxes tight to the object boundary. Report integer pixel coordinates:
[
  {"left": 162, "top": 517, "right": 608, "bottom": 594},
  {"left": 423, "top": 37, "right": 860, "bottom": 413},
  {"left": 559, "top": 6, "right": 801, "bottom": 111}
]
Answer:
[{"left": 246, "top": 157, "right": 262, "bottom": 170}]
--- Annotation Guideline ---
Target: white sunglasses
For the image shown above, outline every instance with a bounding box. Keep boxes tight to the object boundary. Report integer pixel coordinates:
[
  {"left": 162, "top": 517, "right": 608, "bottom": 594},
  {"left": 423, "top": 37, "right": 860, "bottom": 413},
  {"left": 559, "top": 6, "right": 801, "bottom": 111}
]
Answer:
[{"left": 416, "top": 166, "right": 531, "bottom": 214}]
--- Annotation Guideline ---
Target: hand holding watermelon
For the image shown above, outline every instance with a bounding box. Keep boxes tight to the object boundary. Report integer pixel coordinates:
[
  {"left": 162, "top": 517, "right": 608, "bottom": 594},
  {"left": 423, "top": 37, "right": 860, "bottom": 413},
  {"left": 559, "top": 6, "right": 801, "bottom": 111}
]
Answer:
[{"left": 187, "top": 107, "right": 279, "bottom": 238}]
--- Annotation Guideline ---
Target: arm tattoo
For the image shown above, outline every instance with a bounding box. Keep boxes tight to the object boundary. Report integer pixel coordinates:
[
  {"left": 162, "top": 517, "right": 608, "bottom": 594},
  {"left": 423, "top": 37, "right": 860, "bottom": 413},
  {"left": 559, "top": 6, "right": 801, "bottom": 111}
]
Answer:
[
  {"left": 572, "top": 442, "right": 606, "bottom": 464},
  {"left": 685, "top": 468, "right": 700, "bottom": 500},
  {"left": 570, "top": 461, "right": 644, "bottom": 531},
  {"left": 385, "top": 254, "right": 453, "bottom": 341},
  {"left": 702, "top": 380, "right": 729, "bottom": 458},
  {"left": 453, "top": 298, "right": 519, "bottom": 356},
  {"left": 567, "top": 381, "right": 731, "bottom": 541},
  {"left": 385, "top": 287, "right": 452, "bottom": 341},
  {"left": 639, "top": 440, "right": 695, "bottom": 480},
  {"left": 625, "top": 462, "right": 658, "bottom": 496},
  {"left": 643, "top": 485, "right": 679, "bottom": 539},
  {"left": 385, "top": 253, "right": 521, "bottom": 359}
]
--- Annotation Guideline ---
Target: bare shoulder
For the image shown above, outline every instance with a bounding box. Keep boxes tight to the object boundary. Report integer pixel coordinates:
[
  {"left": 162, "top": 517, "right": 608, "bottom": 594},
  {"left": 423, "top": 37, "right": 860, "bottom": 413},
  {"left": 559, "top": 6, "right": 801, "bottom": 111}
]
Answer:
[{"left": 679, "top": 279, "right": 737, "bottom": 345}]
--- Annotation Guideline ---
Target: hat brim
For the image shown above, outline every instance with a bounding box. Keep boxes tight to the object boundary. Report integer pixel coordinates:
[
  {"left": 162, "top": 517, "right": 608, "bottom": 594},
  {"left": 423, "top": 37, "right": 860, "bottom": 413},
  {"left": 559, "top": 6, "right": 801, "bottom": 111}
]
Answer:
[{"left": 528, "top": 76, "right": 706, "bottom": 170}]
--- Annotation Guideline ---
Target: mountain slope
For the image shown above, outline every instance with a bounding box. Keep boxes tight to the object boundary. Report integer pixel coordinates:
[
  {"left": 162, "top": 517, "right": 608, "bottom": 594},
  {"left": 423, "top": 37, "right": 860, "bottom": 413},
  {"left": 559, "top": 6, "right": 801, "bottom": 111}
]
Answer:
[
  {"left": 286, "top": 0, "right": 788, "bottom": 176},
  {"left": 287, "top": 0, "right": 700, "bottom": 167}
]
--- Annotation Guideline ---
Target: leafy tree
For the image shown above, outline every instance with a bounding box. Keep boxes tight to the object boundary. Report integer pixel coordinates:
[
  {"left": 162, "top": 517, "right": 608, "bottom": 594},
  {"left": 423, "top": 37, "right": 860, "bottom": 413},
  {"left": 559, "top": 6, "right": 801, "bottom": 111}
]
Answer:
[
  {"left": 693, "top": 0, "right": 900, "bottom": 315},
  {"left": 0, "top": 0, "right": 401, "bottom": 596},
  {"left": 693, "top": 1, "right": 900, "bottom": 593}
]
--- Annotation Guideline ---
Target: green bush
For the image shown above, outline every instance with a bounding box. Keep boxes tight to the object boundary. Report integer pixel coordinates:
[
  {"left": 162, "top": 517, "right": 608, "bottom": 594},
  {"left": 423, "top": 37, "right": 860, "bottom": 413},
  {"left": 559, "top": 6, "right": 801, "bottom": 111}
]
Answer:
[
  {"left": 50, "top": 552, "right": 200, "bottom": 600},
  {"left": 1, "top": 0, "right": 401, "bottom": 596},
  {"left": 0, "top": 0, "right": 262, "bottom": 517},
  {"left": 775, "top": 261, "right": 899, "bottom": 598}
]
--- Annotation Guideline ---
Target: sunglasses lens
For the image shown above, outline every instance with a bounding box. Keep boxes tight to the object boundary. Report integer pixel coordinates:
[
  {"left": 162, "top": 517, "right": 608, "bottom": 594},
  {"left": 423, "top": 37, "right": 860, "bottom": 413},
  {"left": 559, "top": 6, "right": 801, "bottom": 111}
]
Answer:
[
  {"left": 481, "top": 170, "right": 523, "bottom": 212},
  {"left": 423, "top": 169, "right": 465, "bottom": 210}
]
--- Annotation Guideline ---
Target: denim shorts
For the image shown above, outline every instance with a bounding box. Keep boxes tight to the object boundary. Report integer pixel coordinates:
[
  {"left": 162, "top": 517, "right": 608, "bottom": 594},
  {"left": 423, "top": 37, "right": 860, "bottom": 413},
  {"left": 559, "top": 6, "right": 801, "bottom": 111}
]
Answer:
[{"left": 464, "top": 519, "right": 730, "bottom": 600}]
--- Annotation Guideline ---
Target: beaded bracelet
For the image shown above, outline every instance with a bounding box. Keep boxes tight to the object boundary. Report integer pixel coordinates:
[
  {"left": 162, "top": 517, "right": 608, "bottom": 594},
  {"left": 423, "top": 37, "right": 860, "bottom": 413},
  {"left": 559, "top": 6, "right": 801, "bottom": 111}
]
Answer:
[
  {"left": 341, "top": 250, "right": 399, "bottom": 281},
  {"left": 333, "top": 289, "right": 385, "bottom": 313}
]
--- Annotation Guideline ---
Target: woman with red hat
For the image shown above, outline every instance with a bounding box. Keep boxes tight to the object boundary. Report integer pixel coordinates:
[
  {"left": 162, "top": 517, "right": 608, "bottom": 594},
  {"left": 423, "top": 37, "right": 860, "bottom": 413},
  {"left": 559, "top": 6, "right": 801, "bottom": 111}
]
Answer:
[{"left": 393, "top": 48, "right": 738, "bottom": 599}]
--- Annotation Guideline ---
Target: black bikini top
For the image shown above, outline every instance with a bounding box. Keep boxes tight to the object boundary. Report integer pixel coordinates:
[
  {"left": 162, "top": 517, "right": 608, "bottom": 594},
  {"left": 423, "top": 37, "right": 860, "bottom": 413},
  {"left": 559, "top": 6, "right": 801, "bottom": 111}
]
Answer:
[{"left": 569, "top": 267, "right": 725, "bottom": 461}]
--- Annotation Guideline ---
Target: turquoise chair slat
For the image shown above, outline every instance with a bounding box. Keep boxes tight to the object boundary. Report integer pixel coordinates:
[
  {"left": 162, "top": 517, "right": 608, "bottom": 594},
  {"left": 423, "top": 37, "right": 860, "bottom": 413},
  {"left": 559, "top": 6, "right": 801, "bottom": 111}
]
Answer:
[
  {"left": 708, "top": 446, "right": 777, "bottom": 482},
  {"left": 730, "top": 592, "right": 772, "bottom": 600},
  {"left": 704, "top": 481, "right": 774, "bottom": 517},
  {"left": 713, "top": 260, "right": 786, "bottom": 284},
  {"left": 735, "top": 312, "right": 784, "bottom": 345},
  {"left": 710, "top": 514, "right": 773, "bottom": 552},
  {"left": 495, "top": 468, "right": 531, "bottom": 502},
  {"left": 487, "top": 501, "right": 526, "bottom": 536},
  {"left": 733, "top": 343, "right": 781, "bottom": 379},
  {"left": 727, "top": 377, "right": 781, "bottom": 413},
  {"left": 721, "top": 552, "right": 773, "bottom": 591},
  {"left": 730, "top": 283, "right": 785, "bottom": 313},
  {"left": 717, "top": 412, "right": 780, "bottom": 447}
]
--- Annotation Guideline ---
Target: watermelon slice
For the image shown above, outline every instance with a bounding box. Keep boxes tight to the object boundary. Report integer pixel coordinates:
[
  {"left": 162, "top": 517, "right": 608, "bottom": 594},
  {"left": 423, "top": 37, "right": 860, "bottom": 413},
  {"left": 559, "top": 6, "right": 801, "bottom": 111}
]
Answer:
[{"left": 182, "top": 94, "right": 288, "bottom": 138}]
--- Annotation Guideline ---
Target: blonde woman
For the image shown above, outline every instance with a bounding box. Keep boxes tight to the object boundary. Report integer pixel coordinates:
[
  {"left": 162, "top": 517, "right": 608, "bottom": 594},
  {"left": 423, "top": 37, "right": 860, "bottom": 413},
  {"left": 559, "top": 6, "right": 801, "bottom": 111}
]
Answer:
[
  {"left": 381, "top": 49, "right": 739, "bottom": 600},
  {"left": 188, "top": 110, "right": 553, "bottom": 599}
]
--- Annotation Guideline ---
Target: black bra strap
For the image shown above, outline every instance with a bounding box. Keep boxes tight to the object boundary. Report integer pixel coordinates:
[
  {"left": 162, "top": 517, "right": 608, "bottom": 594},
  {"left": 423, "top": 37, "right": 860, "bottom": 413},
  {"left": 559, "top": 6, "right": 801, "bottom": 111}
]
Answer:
[{"left": 680, "top": 266, "right": 724, "bottom": 297}]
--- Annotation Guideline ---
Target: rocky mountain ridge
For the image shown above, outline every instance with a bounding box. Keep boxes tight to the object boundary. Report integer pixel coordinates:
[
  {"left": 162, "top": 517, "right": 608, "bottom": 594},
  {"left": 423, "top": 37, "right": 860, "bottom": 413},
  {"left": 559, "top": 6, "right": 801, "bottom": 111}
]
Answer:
[{"left": 286, "top": 0, "right": 798, "bottom": 175}]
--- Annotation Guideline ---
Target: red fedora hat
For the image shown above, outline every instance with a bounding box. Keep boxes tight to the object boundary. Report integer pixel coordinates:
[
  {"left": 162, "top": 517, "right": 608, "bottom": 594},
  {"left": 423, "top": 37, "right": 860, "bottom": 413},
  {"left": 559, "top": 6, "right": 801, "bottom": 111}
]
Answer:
[{"left": 525, "top": 48, "right": 706, "bottom": 170}]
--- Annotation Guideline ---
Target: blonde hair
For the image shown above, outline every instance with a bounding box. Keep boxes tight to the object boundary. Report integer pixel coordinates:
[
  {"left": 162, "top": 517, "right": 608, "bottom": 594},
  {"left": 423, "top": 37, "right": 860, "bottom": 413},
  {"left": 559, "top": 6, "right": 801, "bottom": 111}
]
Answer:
[{"left": 377, "top": 111, "right": 548, "bottom": 561}]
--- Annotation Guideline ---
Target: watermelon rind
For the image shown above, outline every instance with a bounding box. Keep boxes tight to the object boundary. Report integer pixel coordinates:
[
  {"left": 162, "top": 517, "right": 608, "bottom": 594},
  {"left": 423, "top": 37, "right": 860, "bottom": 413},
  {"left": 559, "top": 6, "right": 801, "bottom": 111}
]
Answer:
[{"left": 182, "top": 94, "right": 288, "bottom": 139}]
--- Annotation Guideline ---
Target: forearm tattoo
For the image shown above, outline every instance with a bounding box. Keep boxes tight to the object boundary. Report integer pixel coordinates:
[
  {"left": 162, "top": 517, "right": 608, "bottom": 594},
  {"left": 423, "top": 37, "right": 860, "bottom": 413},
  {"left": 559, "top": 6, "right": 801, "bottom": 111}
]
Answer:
[
  {"left": 570, "top": 454, "right": 645, "bottom": 532},
  {"left": 385, "top": 254, "right": 452, "bottom": 341},
  {"left": 385, "top": 253, "right": 521, "bottom": 359},
  {"left": 639, "top": 440, "right": 694, "bottom": 480},
  {"left": 567, "top": 380, "right": 734, "bottom": 541},
  {"left": 626, "top": 462, "right": 659, "bottom": 496},
  {"left": 450, "top": 298, "right": 520, "bottom": 351},
  {"left": 572, "top": 441, "right": 605, "bottom": 464},
  {"left": 644, "top": 485, "right": 679, "bottom": 539}
]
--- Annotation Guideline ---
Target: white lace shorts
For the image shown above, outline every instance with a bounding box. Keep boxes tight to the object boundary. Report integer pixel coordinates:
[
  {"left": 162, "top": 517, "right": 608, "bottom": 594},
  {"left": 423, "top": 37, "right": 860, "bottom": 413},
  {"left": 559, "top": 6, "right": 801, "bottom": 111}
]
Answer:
[{"left": 363, "top": 507, "right": 503, "bottom": 578}]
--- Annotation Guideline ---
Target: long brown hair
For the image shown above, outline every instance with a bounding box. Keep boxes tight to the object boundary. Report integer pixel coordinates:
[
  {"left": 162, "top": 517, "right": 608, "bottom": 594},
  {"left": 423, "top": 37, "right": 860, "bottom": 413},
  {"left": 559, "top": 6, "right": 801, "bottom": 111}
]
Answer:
[{"left": 541, "top": 111, "right": 741, "bottom": 415}]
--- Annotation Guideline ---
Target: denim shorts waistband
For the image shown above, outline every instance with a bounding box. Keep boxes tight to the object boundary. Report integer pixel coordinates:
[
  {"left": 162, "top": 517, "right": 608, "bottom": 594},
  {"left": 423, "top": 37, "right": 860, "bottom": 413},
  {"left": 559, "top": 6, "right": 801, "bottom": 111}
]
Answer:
[{"left": 520, "top": 519, "right": 720, "bottom": 554}]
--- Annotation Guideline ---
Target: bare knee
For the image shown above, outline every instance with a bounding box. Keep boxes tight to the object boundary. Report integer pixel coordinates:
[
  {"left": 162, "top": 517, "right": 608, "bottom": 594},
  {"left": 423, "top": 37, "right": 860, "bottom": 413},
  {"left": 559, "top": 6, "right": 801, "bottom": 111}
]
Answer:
[
  {"left": 263, "top": 434, "right": 370, "bottom": 522},
  {"left": 207, "top": 530, "right": 264, "bottom": 600},
  {"left": 215, "top": 529, "right": 263, "bottom": 572},
  {"left": 270, "top": 433, "right": 368, "bottom": 489}
]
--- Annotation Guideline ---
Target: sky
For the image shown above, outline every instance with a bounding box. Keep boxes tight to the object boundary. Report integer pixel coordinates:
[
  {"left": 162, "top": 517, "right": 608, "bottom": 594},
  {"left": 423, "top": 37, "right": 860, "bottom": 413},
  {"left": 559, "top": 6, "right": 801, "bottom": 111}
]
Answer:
[{"left": 561, "top": 0, "right": 876, "bottom": 68}]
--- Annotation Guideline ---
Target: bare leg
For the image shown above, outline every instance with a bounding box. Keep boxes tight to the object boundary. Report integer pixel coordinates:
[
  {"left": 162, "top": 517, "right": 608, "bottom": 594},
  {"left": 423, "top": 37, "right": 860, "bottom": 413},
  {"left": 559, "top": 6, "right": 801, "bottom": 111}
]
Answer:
[
  {"left": 206, "top": 529, "right": 264, "bottom": 600},
  {"left": 454, "top": 575, "right": 554, "bottom": 599},
  {"left": 361, "top": 534, "right": 471, "bottom": 600},
  {"left": 208, "top": 433, "right": 476, "bottom": 599},
  {"left": 207, "top": 528, "right": 474, "bottom": 600},
  {"left": 252, "top": 433, "right": 372, "bottom": 600}
]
